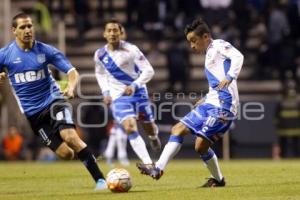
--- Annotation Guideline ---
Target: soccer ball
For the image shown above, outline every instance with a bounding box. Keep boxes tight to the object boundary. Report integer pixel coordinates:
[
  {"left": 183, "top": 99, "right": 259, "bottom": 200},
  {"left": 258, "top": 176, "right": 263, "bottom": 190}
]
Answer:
[{"left": 106, "top": 168, "right": 132, "bottom": 193}]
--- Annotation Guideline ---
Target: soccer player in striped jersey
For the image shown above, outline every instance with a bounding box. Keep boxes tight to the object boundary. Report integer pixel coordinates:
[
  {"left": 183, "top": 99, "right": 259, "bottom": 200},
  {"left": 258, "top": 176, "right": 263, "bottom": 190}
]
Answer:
[
  {"left": 94, "top": 19, "right": 161, "bottom": 166},
  {"left": 137, "top": 17, "right": 244, "bottom": 187},
  {"left": 0, "top": 13, "right": 107, "bottom": 190}
]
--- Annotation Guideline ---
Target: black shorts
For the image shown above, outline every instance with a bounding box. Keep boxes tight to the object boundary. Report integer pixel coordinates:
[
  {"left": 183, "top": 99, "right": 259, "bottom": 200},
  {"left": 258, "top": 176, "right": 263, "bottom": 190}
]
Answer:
[{"left": 27, "top": 100, "right": 75, "bottom": 151}]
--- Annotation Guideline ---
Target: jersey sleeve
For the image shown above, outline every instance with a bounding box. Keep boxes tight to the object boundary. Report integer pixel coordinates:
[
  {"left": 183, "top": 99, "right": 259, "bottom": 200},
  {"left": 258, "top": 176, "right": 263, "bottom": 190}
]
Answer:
[
  {"left": 46, "top": 45, "right": 75, "bottom": 74},
  {"left": 131, "top": 45, "right": 154, "bottom": 88},
  {"left": 0, "top": 48, "right": 5, "bottom": 72},
  {"left": 94, "top": 50, "right": 110, "bottom": 96},
  {"left": 218, "top": 41, "right": 244, "bottom": 81}
]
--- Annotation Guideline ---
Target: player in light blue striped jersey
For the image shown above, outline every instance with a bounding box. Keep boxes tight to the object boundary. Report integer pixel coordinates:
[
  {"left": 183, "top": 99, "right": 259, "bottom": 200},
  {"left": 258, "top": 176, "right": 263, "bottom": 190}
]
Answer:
[
  {"left": 0, "top": 13, "right": 106, "bottom": 190},
  {"left": 94, "top": 19, "right": 161, "bottom": 166},
  {"left": 137, "top": 17, "right": 244, "bottom": 187}
]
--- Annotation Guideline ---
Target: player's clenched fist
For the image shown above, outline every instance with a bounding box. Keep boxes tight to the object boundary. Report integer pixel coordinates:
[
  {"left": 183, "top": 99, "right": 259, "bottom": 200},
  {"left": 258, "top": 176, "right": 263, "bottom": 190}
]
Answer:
[
  {"left": 63, "top": 86, "right": 75, "bottom": 99},
  {"left": 123, "top": 85, "right": 135, "bottom": 96}
]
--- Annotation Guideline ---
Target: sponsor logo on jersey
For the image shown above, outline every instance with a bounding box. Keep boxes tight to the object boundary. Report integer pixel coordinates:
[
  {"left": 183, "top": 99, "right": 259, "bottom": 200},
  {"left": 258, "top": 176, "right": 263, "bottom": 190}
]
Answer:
[
  {"left": 14, "top": 69, "right": 46, "bottom": 83},
  {"left": 13, "top": 57, "right": 22, "bottom": 64}
]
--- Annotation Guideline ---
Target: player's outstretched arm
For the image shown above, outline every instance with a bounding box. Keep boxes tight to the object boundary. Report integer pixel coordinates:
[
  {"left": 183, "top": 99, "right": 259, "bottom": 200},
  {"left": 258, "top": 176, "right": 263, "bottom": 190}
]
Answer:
[{"left": 63, "top": 69, "right": 79, "bottom": 99}]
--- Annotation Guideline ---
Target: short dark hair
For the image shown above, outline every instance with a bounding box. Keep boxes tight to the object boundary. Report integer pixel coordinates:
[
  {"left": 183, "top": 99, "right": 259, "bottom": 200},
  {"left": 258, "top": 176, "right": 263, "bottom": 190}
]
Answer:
[
  {"left": 104, "top": 18, "right": 122, "bottom": 31},
  {"left": 12, "top": 13, "right": 30, "bottom": 28},
  {"left": 184, "top": 17, "right": 210, "bottom": 36}
]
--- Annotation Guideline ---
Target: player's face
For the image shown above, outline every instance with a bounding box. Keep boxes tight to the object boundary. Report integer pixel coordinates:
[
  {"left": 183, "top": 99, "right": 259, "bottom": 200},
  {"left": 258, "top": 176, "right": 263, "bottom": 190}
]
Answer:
[
  {"left": 13, "top": 17, "right": 34, "bottom": 44},
  {"left": 186, "top": 31, "right": 209, "bottom": 53},
  {"left": 104, "top": 23, "right": 122, "bottom": 44}
]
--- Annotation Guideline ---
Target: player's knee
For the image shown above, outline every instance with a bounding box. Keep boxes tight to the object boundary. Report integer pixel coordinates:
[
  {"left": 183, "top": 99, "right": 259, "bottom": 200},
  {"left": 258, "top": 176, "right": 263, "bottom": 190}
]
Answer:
[
  {"left": 122, "top": 118, "right": 138, "bottom": 134},
  {"left": 63, "top": 149, "right": 74, "bottom": 160},
  {"left": 64, "top": 133, "right": 80, "bottom": 147},
  {"left": 123, "top": 124, "right": 136, "bottom": 134},
  {"left": 57, "top": 148, "right": 74, "bottom": 160},
  {"left": 194, "top": 145, "right": 208, "bottom": 154},
  {"left": 171, "top": 123, "right": 188, "bottom": 136},
  {"left": 195, "top": 136, "right": 211, "bottom": 154},
  {"left": 195, "top": 141, "right": 210, "bottom": 154}
]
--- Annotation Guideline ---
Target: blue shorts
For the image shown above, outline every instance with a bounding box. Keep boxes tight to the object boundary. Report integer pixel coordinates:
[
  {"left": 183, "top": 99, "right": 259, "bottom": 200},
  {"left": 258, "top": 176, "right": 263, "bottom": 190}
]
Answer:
[
  {"left": 180, "top": 103, "right": 234, "bottom": 143},
  {"left": 112, "top": 93, "right": 154, "bottom": 123}
]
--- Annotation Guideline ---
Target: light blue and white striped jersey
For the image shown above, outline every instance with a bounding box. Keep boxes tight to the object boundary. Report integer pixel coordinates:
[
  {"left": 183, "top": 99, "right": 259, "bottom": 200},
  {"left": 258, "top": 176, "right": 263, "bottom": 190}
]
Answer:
[
  {"left": 204, "top": 39, "right": 244, "bottom": 115},
  {"left": 94, "top": 41, "right": 154, "bottom": 100},
  {"left": 0, "top": 40, "right": 74, "bottom": 116}
]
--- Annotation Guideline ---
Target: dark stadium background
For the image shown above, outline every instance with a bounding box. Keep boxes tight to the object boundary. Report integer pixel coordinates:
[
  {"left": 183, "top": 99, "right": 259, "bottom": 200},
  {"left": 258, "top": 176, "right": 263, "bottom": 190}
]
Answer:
[{"left": 0, "top": 0, "right": 300, "bottom": 160}]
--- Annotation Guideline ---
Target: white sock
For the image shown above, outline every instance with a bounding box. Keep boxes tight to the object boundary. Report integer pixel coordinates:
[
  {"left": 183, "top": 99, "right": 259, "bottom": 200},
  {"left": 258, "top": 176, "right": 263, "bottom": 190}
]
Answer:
[
  {"left": 155, "top": 135, "right": 183, "bottom": 170},
  {"left": 116, "top": 127, "right": 128, "bottom": 160},
  {"left": 201, "top": 148, "right": 223, "bottom": 182},
  {"left": 128, "top": 132, "right": 152, "bottom": 164},
  {"left": 104, "top": 133, "right": 117, "bottom": 159}
]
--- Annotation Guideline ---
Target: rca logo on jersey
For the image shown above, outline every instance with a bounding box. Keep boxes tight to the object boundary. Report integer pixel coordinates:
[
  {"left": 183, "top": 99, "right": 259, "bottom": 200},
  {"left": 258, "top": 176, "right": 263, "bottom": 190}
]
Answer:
[{"left": 14, "top": 69, "right": 46, "bottom": 83}]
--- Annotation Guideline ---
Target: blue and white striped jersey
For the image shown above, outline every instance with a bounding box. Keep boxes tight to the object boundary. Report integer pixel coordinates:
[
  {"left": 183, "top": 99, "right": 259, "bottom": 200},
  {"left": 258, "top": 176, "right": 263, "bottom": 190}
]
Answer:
[
  {"left": 94, "top": 40, "right": 154, "bottom": 100},
  {"left": 0, "top": 40, "right": 74, "bottom": 116},
  {"left": 204, "top": 39, "right": 244, "bottom": 115}
]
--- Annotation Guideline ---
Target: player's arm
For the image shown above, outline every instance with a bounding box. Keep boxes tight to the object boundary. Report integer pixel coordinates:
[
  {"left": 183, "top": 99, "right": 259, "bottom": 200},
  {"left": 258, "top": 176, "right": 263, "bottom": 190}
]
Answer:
[
  {"left": 94, "top": 52, "right": 112, "bottom": 105},
  {"left": 124, "top": 45, "right": 154, "bottom": 96},
  {"left": 0, "top": 51, "right": 7, "bottom": 86},
  {"left": 217, "top": 42, "right": 244, "bottom": 90},
  {"left": 48, "top": 45, "right": 79, "bottom": 98},
  {"left": 63, "top": 68, "right": 79, "bottom": 98}
]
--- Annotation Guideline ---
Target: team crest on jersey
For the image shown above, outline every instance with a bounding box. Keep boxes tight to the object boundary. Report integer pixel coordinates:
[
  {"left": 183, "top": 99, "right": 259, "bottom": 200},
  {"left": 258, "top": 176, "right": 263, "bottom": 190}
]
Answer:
[
  {"left": 37, "top": 54, "right": 46, "bottom": 63},
  {"left": 102, "top": 56, "right": 109, "bottom": 64}
]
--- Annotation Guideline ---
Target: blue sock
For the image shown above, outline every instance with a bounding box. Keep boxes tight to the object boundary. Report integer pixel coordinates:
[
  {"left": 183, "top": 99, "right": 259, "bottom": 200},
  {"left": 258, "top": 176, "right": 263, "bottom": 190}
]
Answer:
[{"left": 200, "top": 148, "right": 215, "bottom": 162}]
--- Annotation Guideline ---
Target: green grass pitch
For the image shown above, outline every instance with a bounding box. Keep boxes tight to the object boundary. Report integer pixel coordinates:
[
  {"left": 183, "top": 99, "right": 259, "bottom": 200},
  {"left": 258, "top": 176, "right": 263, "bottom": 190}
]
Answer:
[{"left": 0, "top": 159, "right": 300, "bottom": 200}]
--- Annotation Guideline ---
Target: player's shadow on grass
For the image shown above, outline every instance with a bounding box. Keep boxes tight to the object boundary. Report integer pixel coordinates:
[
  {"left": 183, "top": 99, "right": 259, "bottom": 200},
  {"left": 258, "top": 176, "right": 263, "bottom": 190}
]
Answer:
[
  {"left": 45, "top": 190, "right": 148, "bottom": 197},
  {"left": 219, "top": 180, "right": 300, "bottom": 188}
]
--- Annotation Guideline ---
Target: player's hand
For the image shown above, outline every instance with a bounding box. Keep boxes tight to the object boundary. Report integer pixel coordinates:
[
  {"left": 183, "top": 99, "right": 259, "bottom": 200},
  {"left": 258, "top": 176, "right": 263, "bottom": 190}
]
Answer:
[
  {"left": 123, "top": 86, "right": 135, "bottom": 96},
  {"left": 103, "top": 96, "right": 112, "bottom": 105},
  {"left": 63, "top": 86, "right": 75, "bottom": 99},
  {"left": 0, "top": 72, "right": 7, "bottom": 85},
  {"left": 217, "top": 79, "right": 232, "bottom": 90}
]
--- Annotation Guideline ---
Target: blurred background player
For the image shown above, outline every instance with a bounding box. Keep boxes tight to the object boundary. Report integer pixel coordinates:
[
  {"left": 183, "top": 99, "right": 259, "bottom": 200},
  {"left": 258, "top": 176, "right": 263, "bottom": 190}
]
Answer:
[
  {"left": 104, "top": 121, "right": 130, "bottom": 167},
  {"left": 0, "top": 13, "right": 106, "bottom": 190},
  {"left": 103, "top": 24, "right": 129, "bottom": 167},
  {"left": 94, "top": 19, "right": 161, "bottom": 166},
  {"left": 137, "top": 17, "right": 243, "bottom": 187}
]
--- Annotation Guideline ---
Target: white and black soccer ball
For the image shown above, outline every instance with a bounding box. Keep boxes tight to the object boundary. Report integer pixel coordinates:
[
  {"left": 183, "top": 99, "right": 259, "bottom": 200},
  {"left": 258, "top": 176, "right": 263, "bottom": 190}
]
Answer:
[{"left": 106, "top": 168, "right": 132, "bottom": 193}]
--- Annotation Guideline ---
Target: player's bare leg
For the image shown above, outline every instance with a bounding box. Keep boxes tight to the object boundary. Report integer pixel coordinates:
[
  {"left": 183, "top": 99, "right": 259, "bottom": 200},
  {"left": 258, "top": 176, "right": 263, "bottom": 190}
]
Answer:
[
  {"left": 195, "top": 137, "right": 225, "bottom": 187},
  {"left": 59, "top": 128, "right": 86, "bottom": 152},
  {"left": 122, "top": 117, "right": 152, "bottom": 164},
  {"left": 137, "top": 122, "right": 189, "bottom": 179},
  {"left": 59, "top": 128, "right": 107, "bottom": 190},
  {"left": 55, "top": 142, "right": 74, "bottom": 160},
  {"left": 140, "top": 122, "right": 161, "bottom": 152}
]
